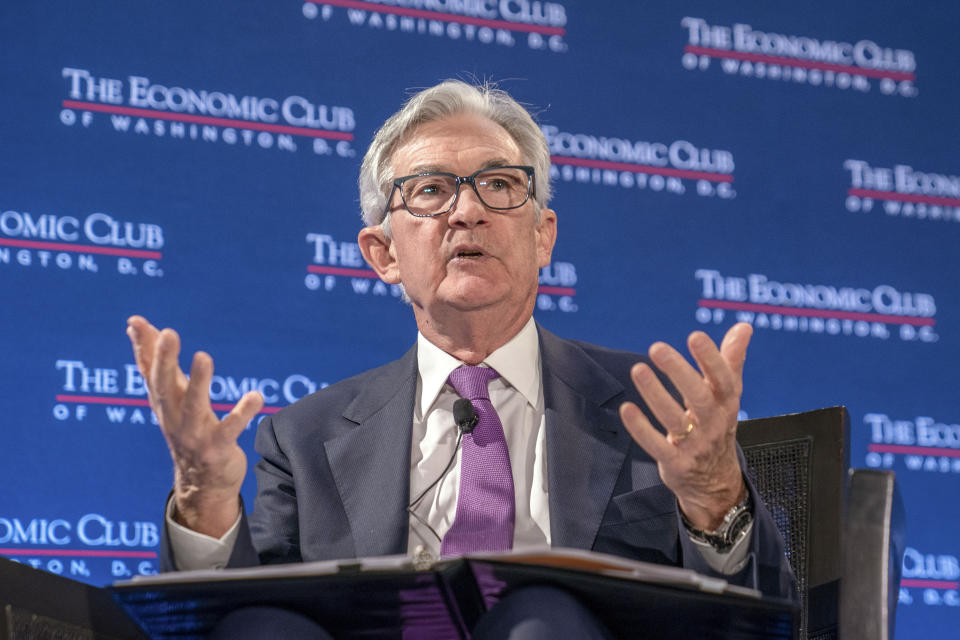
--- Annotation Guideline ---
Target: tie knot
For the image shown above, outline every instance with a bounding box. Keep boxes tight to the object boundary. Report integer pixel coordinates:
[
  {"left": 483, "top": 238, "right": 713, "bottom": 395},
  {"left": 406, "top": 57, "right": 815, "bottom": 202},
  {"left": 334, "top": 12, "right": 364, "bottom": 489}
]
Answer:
[{"left": 448, "top": 365, "right": 499, "bottom": 401}]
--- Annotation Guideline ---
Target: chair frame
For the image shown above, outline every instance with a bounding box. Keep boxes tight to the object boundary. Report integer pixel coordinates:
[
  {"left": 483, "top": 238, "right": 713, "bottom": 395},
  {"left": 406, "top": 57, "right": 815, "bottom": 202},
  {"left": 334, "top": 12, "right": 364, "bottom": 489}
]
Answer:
[{"left": 738, "top": 406, "right": 849, "bottom": 639}]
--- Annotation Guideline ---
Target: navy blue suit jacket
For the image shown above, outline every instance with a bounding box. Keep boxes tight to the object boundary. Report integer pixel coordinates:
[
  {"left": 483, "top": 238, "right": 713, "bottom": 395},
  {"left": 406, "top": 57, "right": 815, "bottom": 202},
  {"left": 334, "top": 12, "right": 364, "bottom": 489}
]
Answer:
[{"left": 161, "top": 325, "right": 797, "bottom": 601}]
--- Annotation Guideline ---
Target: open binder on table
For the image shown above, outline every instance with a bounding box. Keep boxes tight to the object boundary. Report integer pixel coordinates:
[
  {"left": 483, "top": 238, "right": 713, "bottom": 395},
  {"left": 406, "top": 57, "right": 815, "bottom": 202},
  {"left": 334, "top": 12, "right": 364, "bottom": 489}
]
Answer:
[{"left": 110, "top": 547, "right": 797, "bottom": 639}]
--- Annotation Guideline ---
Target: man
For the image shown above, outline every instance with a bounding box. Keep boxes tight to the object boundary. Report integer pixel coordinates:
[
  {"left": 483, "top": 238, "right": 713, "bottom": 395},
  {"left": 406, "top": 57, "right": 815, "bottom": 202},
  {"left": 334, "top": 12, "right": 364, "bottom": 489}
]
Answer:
[{"left": 127, "top": 80, "right": 795, "bottom": 637}]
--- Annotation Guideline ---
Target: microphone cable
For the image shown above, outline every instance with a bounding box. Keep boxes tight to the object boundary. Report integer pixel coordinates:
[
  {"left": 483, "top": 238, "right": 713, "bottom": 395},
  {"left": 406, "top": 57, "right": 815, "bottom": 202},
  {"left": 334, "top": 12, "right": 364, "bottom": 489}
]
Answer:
[{"left": 406, "top": 398, "right": 478, "bottom": 544}]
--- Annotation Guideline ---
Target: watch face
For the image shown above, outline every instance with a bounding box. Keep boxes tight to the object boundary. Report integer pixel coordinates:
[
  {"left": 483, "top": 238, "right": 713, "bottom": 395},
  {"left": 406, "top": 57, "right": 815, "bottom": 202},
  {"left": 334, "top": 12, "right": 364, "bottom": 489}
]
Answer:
[{"left": 727, "top": 508, "right": 754, "bottom": 542}]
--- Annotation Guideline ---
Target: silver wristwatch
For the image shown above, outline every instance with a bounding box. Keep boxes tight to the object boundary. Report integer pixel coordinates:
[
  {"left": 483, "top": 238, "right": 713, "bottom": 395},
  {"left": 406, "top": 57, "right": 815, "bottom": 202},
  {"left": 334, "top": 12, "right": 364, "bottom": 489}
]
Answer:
[{"left": 680, "top": 494, "right": 754, "bottom": 553}]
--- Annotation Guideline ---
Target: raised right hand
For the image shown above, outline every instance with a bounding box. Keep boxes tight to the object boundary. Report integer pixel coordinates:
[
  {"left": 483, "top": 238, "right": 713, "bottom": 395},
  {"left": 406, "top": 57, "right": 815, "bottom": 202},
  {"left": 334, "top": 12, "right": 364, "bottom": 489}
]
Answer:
[{"left": 126, "top": 315, "right": 263, "bottom": 538}]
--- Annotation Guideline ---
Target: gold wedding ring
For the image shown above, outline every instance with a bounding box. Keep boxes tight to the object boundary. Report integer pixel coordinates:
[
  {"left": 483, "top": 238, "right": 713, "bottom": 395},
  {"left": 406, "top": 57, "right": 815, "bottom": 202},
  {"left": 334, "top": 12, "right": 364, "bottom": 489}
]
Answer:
[{"left": 671, "top": 421, "right": 695, "bottom": 443}]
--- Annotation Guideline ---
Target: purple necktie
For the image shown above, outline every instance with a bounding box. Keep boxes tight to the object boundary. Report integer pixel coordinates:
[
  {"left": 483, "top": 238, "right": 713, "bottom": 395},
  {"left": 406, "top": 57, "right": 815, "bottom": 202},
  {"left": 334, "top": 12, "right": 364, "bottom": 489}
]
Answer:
[{"left": 440, "top": 365, "right": 516, "bottom": 556}]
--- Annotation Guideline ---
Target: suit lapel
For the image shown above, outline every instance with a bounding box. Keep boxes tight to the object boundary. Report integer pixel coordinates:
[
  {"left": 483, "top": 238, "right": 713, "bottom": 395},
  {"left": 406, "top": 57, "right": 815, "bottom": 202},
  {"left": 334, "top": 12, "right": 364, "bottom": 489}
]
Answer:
[
  {"left": 539, "top": 326, "right": 633, "bottom": 550},
  {"left": 324, "top": 345, "right": 418, "bottom": 557},
  {"left": 321, "top": 329, "right": 635, "bottom": 556}
]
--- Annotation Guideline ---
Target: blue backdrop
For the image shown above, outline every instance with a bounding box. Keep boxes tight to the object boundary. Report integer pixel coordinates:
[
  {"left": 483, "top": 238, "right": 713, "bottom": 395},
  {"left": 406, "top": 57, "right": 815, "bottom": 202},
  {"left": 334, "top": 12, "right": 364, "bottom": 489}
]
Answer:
[{"left": 1, "top": 1, "right": 958, "bottom": 636}]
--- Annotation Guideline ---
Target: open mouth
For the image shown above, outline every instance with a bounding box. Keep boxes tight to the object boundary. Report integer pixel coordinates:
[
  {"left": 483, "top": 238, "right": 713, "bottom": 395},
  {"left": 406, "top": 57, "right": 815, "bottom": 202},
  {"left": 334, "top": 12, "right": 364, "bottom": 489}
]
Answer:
[{"left": 452, "top": 245, "right": 486, "bottom": 259}]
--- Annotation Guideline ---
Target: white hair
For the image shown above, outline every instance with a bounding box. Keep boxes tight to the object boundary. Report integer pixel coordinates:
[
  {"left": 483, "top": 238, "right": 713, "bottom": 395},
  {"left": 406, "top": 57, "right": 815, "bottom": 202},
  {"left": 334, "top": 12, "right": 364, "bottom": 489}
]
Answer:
[{"left": 358, "top": 80, "right": 552, "bottom": 234}]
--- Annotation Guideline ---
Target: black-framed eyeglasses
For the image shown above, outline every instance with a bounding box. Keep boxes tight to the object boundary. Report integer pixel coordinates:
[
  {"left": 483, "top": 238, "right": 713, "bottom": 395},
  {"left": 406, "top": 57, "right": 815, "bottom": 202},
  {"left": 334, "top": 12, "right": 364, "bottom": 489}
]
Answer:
[{"left": 383, "top": 165, "right": 535, "bottom": 218}]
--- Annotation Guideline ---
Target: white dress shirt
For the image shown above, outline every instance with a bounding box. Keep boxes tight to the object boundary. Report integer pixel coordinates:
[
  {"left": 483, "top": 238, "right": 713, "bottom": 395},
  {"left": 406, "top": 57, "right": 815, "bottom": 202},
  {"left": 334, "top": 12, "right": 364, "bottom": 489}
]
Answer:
[
  {"left": 406, "top": 317, "right": 550, "bottom": 555},
  {"left": 167, "top": 317, "right": 749, "bottom": 573}
]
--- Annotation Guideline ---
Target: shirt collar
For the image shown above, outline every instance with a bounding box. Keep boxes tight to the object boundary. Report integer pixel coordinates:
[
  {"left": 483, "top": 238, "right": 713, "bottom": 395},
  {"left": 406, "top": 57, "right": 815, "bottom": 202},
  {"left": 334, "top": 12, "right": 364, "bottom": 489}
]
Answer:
[{"left": 417, "top": 317, "right": 541, "bottom": 416}]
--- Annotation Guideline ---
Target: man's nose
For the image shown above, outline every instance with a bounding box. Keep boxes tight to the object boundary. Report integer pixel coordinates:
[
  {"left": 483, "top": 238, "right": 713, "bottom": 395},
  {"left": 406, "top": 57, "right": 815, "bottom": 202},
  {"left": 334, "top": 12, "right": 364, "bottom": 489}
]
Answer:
[{"left": 446, "top": 184, "right": 490, "bottom": 228}]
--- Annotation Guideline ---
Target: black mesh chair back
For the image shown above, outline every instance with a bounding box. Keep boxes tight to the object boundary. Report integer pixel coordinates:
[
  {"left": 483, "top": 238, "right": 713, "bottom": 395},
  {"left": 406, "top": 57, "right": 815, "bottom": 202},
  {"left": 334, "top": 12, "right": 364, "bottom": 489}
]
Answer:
[{"left": 737, "top": 406, "right": 848, "bottom": 640}]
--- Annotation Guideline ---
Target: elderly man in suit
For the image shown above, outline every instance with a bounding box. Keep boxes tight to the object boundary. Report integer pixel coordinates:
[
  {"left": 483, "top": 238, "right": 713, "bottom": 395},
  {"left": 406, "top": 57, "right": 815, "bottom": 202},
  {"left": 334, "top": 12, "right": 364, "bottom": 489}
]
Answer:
[{"left": 127, "top": 80, "right": 795, "bottom": 638}]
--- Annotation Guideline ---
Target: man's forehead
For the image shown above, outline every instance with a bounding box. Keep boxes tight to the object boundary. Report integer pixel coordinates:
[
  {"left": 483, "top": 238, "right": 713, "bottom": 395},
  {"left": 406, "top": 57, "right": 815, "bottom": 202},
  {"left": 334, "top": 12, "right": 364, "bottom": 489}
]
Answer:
[
  {"left": 389, "top": 113, "right": 522, "bottom": 175},
  {"left": 405, "top": 157, "right": 515, "bottom": 175}
]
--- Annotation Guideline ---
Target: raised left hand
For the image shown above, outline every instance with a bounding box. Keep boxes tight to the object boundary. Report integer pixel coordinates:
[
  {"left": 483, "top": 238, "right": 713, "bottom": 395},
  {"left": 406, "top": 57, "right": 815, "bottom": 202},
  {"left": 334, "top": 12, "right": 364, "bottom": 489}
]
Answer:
[{"left": 618, "top": 323, "right": 752, "bottom": 530}]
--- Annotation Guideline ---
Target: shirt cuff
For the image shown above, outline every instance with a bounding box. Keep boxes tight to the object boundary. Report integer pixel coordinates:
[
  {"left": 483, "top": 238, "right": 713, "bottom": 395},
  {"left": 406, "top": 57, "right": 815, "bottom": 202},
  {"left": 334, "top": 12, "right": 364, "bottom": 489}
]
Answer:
[
  {"left": 686, "top": 520, "right": 753, "bottom": 575},
  {"left": 165, "top": 495, "right": 242, "bottom": 571}
]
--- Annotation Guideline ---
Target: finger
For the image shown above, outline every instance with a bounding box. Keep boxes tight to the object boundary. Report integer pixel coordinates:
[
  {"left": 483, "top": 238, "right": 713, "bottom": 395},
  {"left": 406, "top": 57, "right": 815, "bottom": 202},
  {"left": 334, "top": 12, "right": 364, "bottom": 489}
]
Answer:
[
  {"left": 151, "top": 328, "right": 186, "bottom": 414},
  {"left": 629, "top": 362, "right": 687, "bottom": 437},
  {"left": 221, "top": 391, "right": 264, "bottom": 441},
  {"left": 648, "top": 341, "right": 714, "bottom": 415},
  {"left": 126, "top": 315, "right": 160, "bottom": 381},
  {"left": 686, "top": 331, "right": 738, "bottom": 399},
  {"left": 184, "top": 351, "right": 216, "bottom": 431},
  {"left": 619, "top": 401, "right": 676, "bottom": 463},
  {"left": 719, "top": 322, "right": 753, "bottom": 380}
]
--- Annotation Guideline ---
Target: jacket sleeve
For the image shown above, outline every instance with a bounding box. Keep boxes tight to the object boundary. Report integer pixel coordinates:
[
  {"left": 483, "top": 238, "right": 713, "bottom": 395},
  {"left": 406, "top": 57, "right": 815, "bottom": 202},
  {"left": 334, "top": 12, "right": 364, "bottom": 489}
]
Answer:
[{"left": 676, "top": 446, "right": 800, "bottom": 604}]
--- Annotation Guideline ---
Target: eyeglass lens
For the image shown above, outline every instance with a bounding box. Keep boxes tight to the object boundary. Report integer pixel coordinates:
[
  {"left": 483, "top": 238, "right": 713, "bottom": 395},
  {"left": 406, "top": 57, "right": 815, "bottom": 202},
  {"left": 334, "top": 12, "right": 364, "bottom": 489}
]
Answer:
[{"left": 401, "top": 168, "right": 530, "bottom": 216}]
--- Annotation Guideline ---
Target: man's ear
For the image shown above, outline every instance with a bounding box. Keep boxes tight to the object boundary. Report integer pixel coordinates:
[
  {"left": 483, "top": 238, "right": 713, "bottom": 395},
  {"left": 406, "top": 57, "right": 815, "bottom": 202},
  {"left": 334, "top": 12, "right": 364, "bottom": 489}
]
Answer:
[
  {"left": 535, "top": 208, "right": 558, "bottom": 268},
  {"left": 358, "top": 225, "right": 401, "bottom": 284}
]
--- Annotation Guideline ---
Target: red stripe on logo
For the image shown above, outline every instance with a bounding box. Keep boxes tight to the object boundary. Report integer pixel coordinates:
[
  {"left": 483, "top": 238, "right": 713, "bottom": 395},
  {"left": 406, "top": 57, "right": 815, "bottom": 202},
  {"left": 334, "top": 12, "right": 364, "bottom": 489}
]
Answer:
[
  {"left": 0, "top": 548, "right": 158, "bottom": 558},
  {"left": 62, "top": 100, "right": 354, "bottom": 141},
  {"left": 537, "top": 286, "right": 576, "bottom": 296},
  {"left": 309, "top": 0, "right": 566, "bottom": 36},
  {"left": 684, "top": 45, "right": 916, "bottom": 82},
  {"left": 868, "top": 444, "right": 960, "bottom": 459},
  {"left": 55, "top": 395, "right": 282, "bottom": 415},
  {"left": 307, "top": 264, "right": 380, "bottom": 278},
  {"left": 551, "top": 156, "right": 733, "bottom": 183},
  {"left": 698, "top": 299, "right": 935, "bottom": 327},
  {"left": 0, "top": 238, "right": 161, "bottom": 260},
  {"left": 900, "top": 578, "right": 960, "bottom": 590},
  {"left": 848, "top": 188, "right": 960, "bottom": 208}
]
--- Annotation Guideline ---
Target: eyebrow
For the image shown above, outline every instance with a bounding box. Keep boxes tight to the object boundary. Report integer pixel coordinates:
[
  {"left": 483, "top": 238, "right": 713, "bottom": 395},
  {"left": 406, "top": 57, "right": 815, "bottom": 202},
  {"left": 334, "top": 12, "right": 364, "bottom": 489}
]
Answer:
[{"left": 406, "top": 158, "right": 514, "bottom": 176}]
